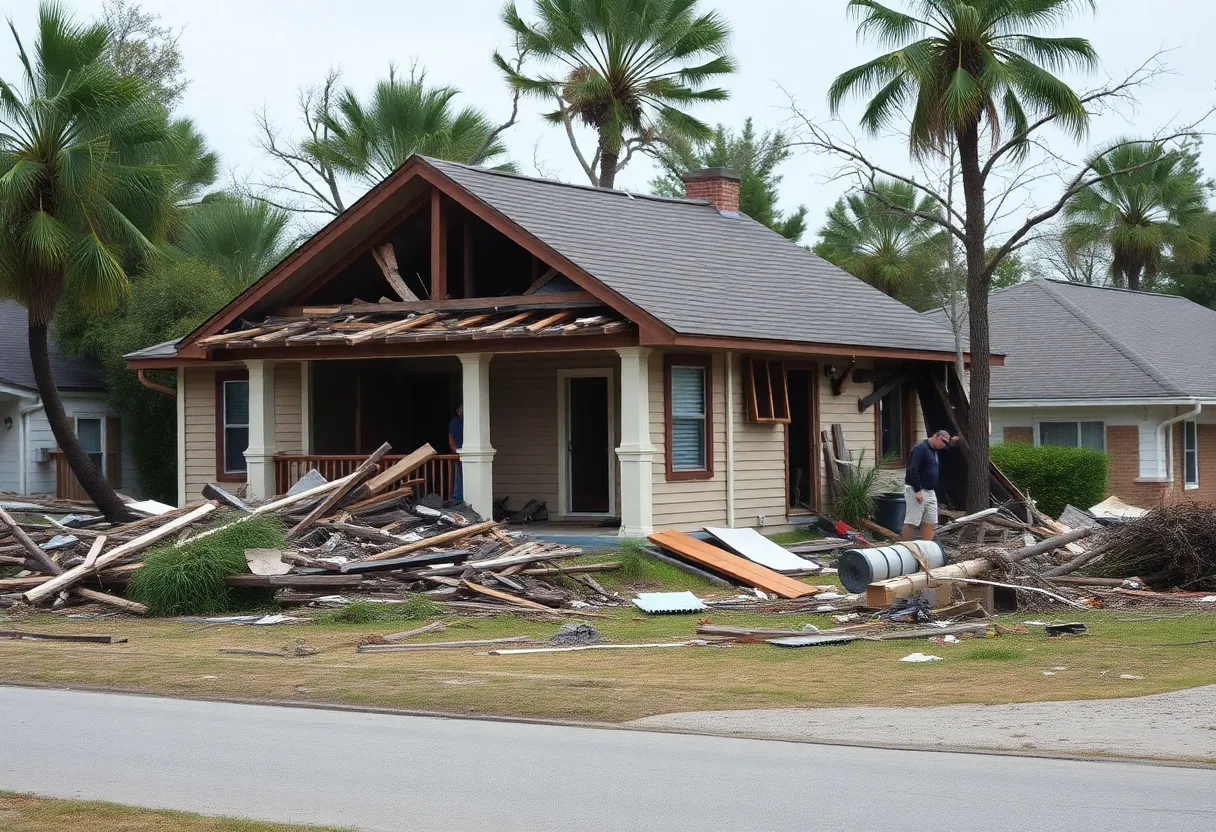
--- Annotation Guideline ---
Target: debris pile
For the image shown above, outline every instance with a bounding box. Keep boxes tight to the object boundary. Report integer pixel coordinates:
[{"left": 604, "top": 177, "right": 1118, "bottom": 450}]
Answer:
[{"left": 0, "top": 443, "right": 607, "bottom": 618}]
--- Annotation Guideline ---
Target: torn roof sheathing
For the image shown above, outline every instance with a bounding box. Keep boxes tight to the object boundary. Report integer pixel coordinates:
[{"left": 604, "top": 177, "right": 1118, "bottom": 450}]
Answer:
[{"left": 193, "top": 306, "right": 630, "bottom": 352}]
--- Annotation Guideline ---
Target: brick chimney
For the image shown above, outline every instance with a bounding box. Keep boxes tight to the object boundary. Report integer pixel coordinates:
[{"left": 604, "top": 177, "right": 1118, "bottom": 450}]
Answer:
[{"left": 681, "top": 167, "right": 741, "bottom": 214}]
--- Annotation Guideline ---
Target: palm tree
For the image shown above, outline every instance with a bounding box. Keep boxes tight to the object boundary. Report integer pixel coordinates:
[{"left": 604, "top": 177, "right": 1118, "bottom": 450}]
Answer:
[
  {"left": 0, "top": 2, "right": 176, "bottom": 520},
  {"left": 178, "top": 195, "right": 294, "bottom": 290},
  {"left": 497, "top": 0, "right": 736, "bottom": 189},
  {"left": 310, "top": 66, "right": 510, "bottom": 186},
  {"left": 1062, "top": 141, "right": 1209, "bottom": 291},
  {"left": 829, "top": 0, "right": 1097, "bottom": 511},
  {"left": 813, "top": 180, "right": 945, "bottom": 308}
]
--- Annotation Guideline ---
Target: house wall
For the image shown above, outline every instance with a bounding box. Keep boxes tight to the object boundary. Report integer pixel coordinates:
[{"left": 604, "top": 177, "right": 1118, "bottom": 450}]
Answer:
[
  {"left": 180, "top": 362, "right": 304, "bottom": 503},
  {"left": 22, "top": 393, "right": 139, "bottom": 497},
  {"left": 0, "top": 398, "right": 21, "bottom": 493},
  {"left": 489, "top": 351, "right": 622, "bottom": 519},
  {"left": 991, "top": 403, "right": 1216, "bottom": 508}
]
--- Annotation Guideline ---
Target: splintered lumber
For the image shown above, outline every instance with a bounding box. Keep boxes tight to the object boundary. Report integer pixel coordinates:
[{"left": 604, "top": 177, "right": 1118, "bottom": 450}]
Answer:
[
  {"left": 315, "top": 521, "right": 409, "bottom": 546},
  {"left": 80, "top": 536, "right": 106, "bottom": 570},
  {"left": 23, "top": 502, "right": 218, "bottom": 604},
  {"left": 0, "top": 507, "right": 63, "bottom": 575},
  {"left": 202, "top": 483, "right": 252, "bottom": 513},
  {"left": 0, "top": 630, "right": 127, "bottom": 644},
  {"left": 341, "top": 550, "right": 471, "bottom": 573},
  {"left": 225, "top": 574, "right": 365, "bottom": 588},
  {"left": 861, "top": 622, "right": 992, "bottom": 641},
  {"left": 489, "top": 640, "right": 707, "bottom": 655},
  {"left": 73, "top": 587, "right": 149, "bottom": 614},
  {"left": 437, "top": 600, "right": 609, "bottom": 619},
  {"left": 252, "top": 473, "right": 358, "bottom": 516},
  {"left": 357, "top": 636, "right": 533, "bottom": 653},
  {"left": 382, "top": 621, "right": 446, "bottom": 642},
  {"left": 364, "top": 443, "right": 436, "bottom": 495},
  {"left": 861, "top": 519, "right": 900, "bottom": 541},
  {"left": 462, "top": 580, "right": 551, "bottom": 610},
  {"left": 647, "top": 531, "right": 819, "bottom": 599},
  {"left": 520, "top": 561, "right": 621, "bottom": 576},
  {"left": 696, "top": 624, "right": 811, "bottom": 639},
  {"left": 416, "top": 548, "right": 579, "bottom": 577},
  {"left": 360, "top": 520, "right": 499, "bottom": 562},
  {"left": 287, "top": 442, "right": 391, "bottom": 539}
]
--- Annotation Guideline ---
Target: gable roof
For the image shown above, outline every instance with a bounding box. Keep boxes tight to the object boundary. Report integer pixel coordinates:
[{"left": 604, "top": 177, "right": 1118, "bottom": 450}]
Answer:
[
  {"left": 426, "top": 159, "right": 961, "bottom": 354},
  {"left": 924, "top": 279, "right": 1216, "bottom": 402},
  {"left": 172, "top": 155, "right": 965, "bottom": 361},
  {"left": 0, "top": 300, "right": 105, "bottom": 393}
]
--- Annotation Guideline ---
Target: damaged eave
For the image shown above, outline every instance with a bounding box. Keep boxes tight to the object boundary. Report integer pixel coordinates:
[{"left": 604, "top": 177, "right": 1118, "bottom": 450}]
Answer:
[{"left": 667, "top": 333, "right": 1004, "bottom": 365}]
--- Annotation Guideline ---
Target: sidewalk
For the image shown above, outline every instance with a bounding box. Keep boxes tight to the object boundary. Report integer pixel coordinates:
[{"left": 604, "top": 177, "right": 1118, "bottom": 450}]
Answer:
[{"left": 629, "top": 685, "right": 1216, "bottom": 762}]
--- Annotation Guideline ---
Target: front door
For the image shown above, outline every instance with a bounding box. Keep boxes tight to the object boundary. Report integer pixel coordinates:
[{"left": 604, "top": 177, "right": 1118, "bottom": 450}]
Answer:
[{"left": 567, "top": 375, "right": 611, "bottom": 514}]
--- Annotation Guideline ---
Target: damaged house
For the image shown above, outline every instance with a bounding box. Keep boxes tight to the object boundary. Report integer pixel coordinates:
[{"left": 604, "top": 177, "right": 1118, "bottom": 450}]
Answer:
[{"left": 125, "top": 157, "right": 984, "bottom": 534}]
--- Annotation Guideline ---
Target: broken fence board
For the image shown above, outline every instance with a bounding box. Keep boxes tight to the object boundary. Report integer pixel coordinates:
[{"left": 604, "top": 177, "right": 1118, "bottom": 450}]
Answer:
[
  {"left": 0, "top": 630, "right": 127, "bottom": 644},
  {"left": 364, "top": 444, "right": 436, "bottom": 495},
  {"left": 647, "top": 531, "right": 819, "bottom": 599}
]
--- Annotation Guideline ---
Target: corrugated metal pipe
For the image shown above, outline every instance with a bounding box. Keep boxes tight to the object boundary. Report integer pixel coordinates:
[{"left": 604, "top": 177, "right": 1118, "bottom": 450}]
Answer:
[{"left": 838, "top": 541, "right": 948, "bottom": 593}]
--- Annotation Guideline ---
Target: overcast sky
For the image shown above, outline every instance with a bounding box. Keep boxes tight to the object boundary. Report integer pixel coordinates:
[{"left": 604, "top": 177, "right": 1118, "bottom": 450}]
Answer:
[{"left": 4, "top": 0, "right": 1215, "bottom": 239}]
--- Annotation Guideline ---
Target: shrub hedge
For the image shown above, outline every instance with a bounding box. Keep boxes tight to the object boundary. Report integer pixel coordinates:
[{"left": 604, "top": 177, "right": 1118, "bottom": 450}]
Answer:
[{"left": 989, "top": 442, "right": 1108, "bottom": 518}]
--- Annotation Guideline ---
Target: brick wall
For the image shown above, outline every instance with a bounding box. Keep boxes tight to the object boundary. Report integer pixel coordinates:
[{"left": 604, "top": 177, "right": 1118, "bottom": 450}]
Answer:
[
  {"left": 1003, "top": 426, "right": 1033, "bottom": 444},
  {"left": 1172, "top": 423, "right": 1216, "bottom": 504},
  {"left": 1105, "top": 425, "right": 1167, "bottom": 507}
]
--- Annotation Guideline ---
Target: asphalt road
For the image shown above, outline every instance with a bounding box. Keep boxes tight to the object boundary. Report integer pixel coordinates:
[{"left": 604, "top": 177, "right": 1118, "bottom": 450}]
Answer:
[{"left": 2, "top": 686, "right": 1214, "bottom": 832}]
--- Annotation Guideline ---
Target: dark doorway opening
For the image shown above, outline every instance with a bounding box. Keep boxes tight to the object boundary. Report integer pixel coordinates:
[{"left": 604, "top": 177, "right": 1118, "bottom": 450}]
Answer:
[
  {"left": 786, "top": 369, "right": 815, "bottom": 509},
  {"left": 567, "top": 375, "right": 611, "bottom": 514}
]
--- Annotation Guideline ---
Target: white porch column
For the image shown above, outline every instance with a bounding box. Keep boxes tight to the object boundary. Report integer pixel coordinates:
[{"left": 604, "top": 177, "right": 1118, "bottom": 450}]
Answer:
[
  {"left": 244, "top": 359, "right": 277, "bottom": 499},
  {"left": 615, "top": 347, "right": 655, "bottom": 537},
  {"left": 458, "top": 353, "right": 496, "bottom": 518}
]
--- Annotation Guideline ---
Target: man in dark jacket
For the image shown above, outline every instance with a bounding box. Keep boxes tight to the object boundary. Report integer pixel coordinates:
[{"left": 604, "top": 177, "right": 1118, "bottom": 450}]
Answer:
[{"left": 902, "top": 429, "right": 959, "bottom": 541}]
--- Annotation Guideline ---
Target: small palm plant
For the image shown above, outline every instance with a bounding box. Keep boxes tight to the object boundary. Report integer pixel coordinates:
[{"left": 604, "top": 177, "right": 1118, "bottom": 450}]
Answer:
[{"left": 834, "top": 451, "right": 896, "bottom": 527}]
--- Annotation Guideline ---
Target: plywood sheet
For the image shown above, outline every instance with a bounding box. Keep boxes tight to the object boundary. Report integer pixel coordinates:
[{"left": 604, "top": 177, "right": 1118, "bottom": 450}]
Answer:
[{"left": 647, "top": 531, "right": 819, "bottom": 599}]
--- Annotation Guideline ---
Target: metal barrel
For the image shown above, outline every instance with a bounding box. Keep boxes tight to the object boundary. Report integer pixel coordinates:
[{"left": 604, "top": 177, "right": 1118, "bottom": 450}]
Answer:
[{"left": 837, "top": 541, "right": 948, "bottom": 593}]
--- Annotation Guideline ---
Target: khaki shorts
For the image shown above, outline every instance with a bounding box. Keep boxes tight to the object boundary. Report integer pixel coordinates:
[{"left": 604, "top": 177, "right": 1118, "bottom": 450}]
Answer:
[{"left": 903, "top": 486, "right": 938, "bottom": 527}]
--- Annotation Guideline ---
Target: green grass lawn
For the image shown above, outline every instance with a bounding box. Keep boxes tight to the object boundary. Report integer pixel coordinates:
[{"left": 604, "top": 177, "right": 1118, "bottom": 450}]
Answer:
[{"left": 0, "top": 793, "right": 351, "bottom": 832}]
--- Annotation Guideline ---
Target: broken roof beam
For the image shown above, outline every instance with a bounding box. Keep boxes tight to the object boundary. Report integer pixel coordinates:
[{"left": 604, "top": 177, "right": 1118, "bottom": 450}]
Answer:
[{"left": 291, "top": 291, "right": 600, "bottom": 318}]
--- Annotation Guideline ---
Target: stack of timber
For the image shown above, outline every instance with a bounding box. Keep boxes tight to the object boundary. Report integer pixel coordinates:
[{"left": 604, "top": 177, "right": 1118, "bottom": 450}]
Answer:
[{"left": 0, "top": 444, "right": 610, "bottom": 617}]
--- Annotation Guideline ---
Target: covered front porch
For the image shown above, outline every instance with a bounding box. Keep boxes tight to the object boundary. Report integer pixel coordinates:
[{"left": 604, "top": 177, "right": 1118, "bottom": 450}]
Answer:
[{"left": 240, "top": 347, "right": 654, "bottom": 535}]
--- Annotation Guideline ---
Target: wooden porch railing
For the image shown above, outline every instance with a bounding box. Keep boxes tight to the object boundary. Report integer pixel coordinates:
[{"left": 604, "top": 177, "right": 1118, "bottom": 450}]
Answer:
[
  {"left": 273, "top": 453, "right": 460, "bottom": 500},
  {"left": 50, "top": 451, "right": 91, "bottom": 502}
]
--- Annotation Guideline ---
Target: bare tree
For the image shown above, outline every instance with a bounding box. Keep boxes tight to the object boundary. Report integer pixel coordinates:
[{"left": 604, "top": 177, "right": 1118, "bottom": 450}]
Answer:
[
  {"left": 101, "top": 0, "right": 188, "bottom": 109},
  {"left": 248, "top": 69, "right": 348, "bottom": 218},
  {"left": 1029, "top": 229, "right": 1111, "bottom": 285}
]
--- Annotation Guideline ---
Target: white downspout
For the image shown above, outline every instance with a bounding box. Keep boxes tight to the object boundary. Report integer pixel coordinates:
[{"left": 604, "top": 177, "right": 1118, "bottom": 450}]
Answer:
[
  {"left": 19, "top": 398, "right": 44, "bottom": 495},
  {"left": 724, "top": 350, "right": 736, "bottom": 528},
  {"left": 1156, "top": 403, "right": 1201, "bottom": 481}
]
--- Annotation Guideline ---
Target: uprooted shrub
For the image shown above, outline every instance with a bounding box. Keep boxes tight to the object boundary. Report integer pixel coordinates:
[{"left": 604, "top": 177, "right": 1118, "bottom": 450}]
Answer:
[
  {"left": 989, "top": 442, "right": 1107, "bottom": 518},
  {"left": 126, "top": 514, "right": 285, "bottom": 616}
]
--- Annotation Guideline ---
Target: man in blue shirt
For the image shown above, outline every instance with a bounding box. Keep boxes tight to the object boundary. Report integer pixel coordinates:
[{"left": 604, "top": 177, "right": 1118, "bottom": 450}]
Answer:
[
  {"left": 902, "top": 429, "right": 959, "bottom": 541},
  {"left": 448, "top": 404, "right": 463, "bottom": 502}
]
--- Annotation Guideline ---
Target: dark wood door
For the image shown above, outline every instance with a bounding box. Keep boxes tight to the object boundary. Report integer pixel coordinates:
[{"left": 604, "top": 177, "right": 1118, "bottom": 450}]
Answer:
[{"left": 568, "top": 376, "right": 611, "bottom": 514}]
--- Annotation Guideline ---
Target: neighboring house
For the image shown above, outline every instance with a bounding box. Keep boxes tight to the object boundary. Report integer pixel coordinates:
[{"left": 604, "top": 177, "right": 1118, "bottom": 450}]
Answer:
[
  {"left": 0, "top": 300, "right": 139, "bottom": 499},
  {"left": 125, "top": 157, "right": 979, "bottom": 534},
  {"left": 926, "top": 279, "right": 1216, "bottom": 506}
]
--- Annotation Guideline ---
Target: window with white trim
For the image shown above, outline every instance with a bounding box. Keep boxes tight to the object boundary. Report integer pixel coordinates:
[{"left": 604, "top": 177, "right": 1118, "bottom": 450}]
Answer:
[
  {"left": 222, "top": 379, "right": 250, "bottom": 474},
  {"left": 1038, "top": 420, "right": 1105, "bottom": 451},
  {"left": 1184, "top": 420, "right": 1199, "bottom": 489}
]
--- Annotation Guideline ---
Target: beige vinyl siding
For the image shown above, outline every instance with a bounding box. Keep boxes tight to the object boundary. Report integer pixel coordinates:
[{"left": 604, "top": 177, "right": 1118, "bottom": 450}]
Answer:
[
  {"left": 274, "top": 363, "right": 303, "bottom": 454},
  {"left": 729, "top": 353, "right": 787, "bottom": 527},
  {"left": 182, "top": 366, "right": 218, "bottom": 502},
  {"left": 650, "top": 350, "right": 728, "bottom": 530},
  {"left": 490, "top": 351, "right": 620, "bottom": 518},
  {"left": 818, "top": 360, "right": 881, "bottom": 506}
]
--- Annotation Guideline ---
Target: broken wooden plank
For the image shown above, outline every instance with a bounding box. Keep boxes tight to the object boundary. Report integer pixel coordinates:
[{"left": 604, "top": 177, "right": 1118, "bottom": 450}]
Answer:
[
  {"left": 480, "top": 311, "right": 534, "bottom": 333},
  {"left": 519, "top": 561, "right": 621, "bottom": 576},
  {"left": 225, "top": 574, "right": 365, "bottom": 588},
  {"left": 23, "top": 503, "right": 218, "bottom": 605},
  {"left": 462, "top": 580, "right": 551, "bottom": 610},
  {"left": 489, "top": 641, "right": 707, "bottom": 655},
  {"left": 202, "top": 483, "right": 252, "bottom": 513},
  {"left": 647, "top": 531, "right": 819, "bottom": 599},
  {"left": 286, "top": 442, "right": 392, "bottom": 539},
  {"left": 357, "top": 636, "right": 533, "bottom": 653},
  {"left": 0, "top": 630, "right": 127, "bottom": 644},
  {"left": 359, "top": 520, "right": 499, "bottom": 562},
  {"left": 0, "top": 507, "right": 63, "bottom": 576},
  {"left": 436, "top": 600, "right": 609, "bottom": 618},
  {"left": 364, "top": 444, "right": 436, "bottom": 495},
  {"left": 524, "top": 310, "right": 572, "bottom": 332},
  {"left": 382, "top": 621, "right": 446, "bottom": 642},
  {"left": 80, "top": 535, "right": 106, "bottom": 570},
  {"left": 339, "top": 550, "right": 471, "bottom": 573},
  {"left": 72, "top": 587, "right": 148, "bottom": 614}
]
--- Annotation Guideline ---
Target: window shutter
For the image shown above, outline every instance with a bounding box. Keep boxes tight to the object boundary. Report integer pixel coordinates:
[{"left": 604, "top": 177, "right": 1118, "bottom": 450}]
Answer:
[
  {"left": 106, "top": 417, "right": 122, "bottom": 487},
  {"left": 744, "top": 358, "right": 790, "bottom": 423}
]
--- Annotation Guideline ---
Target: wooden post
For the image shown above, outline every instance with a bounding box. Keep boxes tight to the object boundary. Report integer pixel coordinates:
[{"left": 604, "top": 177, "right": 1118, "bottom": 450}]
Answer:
[{"left": 431, "top": 189, "right": 447, "bottom": 301}]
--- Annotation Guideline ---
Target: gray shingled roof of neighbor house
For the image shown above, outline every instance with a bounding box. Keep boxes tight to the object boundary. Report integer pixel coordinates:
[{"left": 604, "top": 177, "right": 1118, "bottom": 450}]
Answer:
[
  {"left": 923, "top": 279, "right": 1216, "bottom": 401},
  {"left": 0, "top": 300, "right": 105, "bottom": 392},
  {"left": 428, "top": 158, "right": 961, "bottom": 354},
  {"left": 123, "top": 338, "right": 182, "bottom": 361}
]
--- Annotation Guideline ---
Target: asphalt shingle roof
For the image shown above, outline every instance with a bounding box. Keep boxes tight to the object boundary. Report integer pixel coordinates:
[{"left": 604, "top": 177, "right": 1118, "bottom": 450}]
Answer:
[
  {"left": 924, "top": 279, "right": 1216, "bottom": 401},
  {"left": 0, "top": 300, "right": 105, "bottom": 392},
  {"left": 429, "top": 158, "right": 961, "bottom": 354}
]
